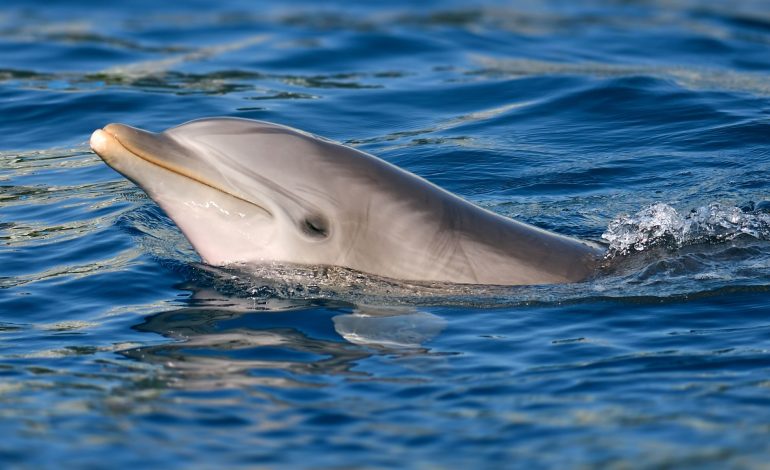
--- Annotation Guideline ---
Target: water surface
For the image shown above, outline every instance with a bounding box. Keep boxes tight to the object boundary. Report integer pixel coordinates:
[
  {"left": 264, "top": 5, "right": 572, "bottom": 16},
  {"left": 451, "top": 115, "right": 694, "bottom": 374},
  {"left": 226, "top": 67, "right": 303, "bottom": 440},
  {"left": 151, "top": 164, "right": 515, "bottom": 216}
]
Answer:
[{"left": 2, "top": 1, "right": 770, "bottom": 468}]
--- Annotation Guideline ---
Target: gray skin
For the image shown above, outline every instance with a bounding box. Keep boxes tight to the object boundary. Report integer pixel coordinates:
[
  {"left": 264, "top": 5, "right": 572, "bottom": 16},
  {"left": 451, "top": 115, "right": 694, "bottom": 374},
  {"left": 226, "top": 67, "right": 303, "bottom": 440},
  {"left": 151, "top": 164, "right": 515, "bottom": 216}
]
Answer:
[{"left": 90, "top": 117, "right": 604, "bottom": 285}]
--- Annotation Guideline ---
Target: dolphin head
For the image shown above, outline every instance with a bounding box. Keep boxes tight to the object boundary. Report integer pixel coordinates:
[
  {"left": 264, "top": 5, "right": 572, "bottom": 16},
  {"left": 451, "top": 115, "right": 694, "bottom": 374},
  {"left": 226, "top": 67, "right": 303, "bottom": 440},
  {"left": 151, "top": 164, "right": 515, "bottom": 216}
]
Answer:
[
  {"left": 91, "top": 117, "right": 603, "bottom": 285},
  {"left": 90, "top": 117, "right": 378, "bottom": 266}
]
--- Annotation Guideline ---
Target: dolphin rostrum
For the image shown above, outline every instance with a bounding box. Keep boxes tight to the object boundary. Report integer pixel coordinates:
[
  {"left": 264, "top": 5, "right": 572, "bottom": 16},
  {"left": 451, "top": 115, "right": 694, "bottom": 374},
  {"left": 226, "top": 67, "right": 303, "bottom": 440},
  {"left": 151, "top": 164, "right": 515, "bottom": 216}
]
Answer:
[{"left": 90, "top": 117, "right": 604, "bottom": 285}]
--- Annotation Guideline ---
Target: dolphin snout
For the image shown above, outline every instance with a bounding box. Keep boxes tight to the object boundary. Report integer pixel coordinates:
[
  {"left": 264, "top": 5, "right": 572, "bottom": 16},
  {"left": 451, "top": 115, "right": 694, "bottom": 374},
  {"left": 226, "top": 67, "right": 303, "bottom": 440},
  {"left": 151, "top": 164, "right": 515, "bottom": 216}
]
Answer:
[
  {"left": 90, "top": 121, "right": 228, "bottom": 200},
  {"left": 95, "top": 122, "right": 192, "bottom": 170},
  {"left": 102, "top": 123, "right": 160, "bottom": 149},
  {"left": 91, "top": 123, "right": 144, "bottom": 155},
  {"left": 103, "top": 122, "right": 131, "bottom": 136},
  {"left": 89, "top": 129, "right": 111, "bottom": 155}
]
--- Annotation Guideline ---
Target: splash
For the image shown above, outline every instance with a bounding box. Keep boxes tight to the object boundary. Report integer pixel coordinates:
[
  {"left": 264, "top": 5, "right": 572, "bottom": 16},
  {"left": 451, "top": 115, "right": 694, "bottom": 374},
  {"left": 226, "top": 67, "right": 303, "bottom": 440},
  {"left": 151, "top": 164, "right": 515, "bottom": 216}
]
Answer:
[{"left": 602, "top": 202, "right": 770, "bottom": 257}]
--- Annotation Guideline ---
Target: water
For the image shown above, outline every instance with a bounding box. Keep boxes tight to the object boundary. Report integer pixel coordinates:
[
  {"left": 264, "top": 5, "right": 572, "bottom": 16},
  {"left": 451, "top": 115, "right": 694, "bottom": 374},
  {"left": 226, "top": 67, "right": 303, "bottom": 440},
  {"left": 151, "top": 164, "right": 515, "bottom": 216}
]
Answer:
[{"left": 2, "top": 0, "right": 770, "bottom": 468}]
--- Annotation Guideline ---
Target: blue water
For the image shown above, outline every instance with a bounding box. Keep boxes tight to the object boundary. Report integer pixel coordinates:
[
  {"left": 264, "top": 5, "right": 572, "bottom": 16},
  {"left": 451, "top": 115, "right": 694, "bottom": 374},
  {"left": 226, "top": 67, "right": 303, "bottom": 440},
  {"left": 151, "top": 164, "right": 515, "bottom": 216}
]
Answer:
[{"left": 2, "top": 0, "right": 770, "bottom": 468}]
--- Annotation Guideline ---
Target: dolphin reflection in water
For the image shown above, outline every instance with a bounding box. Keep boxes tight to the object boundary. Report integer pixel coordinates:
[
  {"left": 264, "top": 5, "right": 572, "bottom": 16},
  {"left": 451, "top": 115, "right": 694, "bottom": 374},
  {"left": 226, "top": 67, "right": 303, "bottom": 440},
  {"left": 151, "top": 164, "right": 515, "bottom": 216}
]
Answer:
[
  {"left": 90, "top": 118, "right": 604, "bottom": 286},
  {"left": 123, "top": 286, "right": 447, "bottom": 390}
]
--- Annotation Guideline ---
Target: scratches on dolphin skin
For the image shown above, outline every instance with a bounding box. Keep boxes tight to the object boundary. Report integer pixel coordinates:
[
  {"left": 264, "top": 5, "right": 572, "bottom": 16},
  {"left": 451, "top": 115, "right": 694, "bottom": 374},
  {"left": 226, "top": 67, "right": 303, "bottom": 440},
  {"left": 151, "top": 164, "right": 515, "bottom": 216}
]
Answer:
[
  {"left": 184, "top": 200, "right": 233, "bottom": 217},
  {"left": 194, "top": 138, "right": 323, "bottom": 227}
]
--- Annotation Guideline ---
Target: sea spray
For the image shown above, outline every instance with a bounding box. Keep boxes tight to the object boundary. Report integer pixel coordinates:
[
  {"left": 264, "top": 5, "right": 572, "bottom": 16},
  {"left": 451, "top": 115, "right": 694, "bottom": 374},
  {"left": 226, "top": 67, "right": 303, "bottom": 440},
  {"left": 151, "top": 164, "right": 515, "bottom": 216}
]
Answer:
[{"left": 602, "top": 202, "right": 770, "bottom": 257}]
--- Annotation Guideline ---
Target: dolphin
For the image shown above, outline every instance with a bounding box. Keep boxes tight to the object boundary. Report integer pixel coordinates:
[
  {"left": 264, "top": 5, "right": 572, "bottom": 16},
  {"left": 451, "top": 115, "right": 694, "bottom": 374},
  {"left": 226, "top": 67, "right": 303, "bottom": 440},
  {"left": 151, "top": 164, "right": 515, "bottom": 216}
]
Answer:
[{"left": 90, "top": 117, "right": 604, "bottom": 285}]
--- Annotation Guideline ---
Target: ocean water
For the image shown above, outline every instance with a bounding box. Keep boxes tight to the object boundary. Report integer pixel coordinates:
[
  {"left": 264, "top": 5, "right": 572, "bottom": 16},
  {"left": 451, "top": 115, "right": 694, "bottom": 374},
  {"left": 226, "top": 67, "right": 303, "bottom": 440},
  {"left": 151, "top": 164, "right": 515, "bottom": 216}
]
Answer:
[{"left": 2, "top": 0, "right": 770, "bottom": 468}]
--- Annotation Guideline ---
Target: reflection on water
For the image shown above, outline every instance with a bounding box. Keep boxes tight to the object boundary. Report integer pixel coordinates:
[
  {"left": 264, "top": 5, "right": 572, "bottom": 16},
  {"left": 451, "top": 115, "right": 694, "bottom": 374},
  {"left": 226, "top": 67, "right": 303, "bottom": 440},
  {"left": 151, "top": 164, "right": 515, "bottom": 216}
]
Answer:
[{"left": 125, "top": 287, "right": 446, "bottom": 392}]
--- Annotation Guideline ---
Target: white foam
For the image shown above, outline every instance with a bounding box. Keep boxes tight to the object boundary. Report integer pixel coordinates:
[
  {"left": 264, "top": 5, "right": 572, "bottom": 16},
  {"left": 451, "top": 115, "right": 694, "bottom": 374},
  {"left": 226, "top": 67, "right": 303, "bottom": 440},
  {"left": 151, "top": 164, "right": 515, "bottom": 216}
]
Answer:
[{"left": 602, "top": 202, "right": 770, "bottom": 257}]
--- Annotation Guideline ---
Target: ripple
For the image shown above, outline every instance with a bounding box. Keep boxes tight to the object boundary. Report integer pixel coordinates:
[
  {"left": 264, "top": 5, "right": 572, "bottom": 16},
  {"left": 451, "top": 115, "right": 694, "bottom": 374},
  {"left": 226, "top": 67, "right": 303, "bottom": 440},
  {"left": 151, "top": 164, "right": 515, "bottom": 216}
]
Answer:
[{"left": 472, "top": 56, "right": 770, "bottom": 96}]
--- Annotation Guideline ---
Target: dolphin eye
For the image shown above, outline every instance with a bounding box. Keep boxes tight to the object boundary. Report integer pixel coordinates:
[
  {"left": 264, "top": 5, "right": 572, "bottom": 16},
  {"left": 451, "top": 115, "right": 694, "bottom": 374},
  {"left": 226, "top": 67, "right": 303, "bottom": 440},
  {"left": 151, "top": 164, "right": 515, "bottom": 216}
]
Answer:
[{"left": 302, "top": 215, "right": 329, "bottom": 238}]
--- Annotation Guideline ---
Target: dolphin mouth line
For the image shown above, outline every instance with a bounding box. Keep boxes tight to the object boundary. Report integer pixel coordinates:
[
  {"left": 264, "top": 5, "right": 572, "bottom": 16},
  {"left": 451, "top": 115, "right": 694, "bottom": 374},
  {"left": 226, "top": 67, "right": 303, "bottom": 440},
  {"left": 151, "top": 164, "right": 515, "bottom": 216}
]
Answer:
[{"left": 101, "top": 127, "right": 273, "bottom": 217}]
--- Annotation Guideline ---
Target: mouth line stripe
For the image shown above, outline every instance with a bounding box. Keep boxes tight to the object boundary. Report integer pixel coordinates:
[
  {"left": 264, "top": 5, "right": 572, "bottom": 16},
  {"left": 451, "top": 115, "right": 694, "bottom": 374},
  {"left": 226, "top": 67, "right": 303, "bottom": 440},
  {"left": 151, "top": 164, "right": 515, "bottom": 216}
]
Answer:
[{"left": 105, "top": 128, "right": 273, "bottom": 217}]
